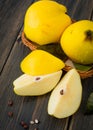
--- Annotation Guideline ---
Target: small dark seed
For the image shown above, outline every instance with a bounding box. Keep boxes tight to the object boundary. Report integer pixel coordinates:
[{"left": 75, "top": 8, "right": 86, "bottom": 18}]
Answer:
[
  {"left": 35, "top": 77, "right": 41, "bottom": 80},
  {"left": 34, "top": 128, "right": 38, "bottom": 130},
  {"left": 8, "top": 99, "right": 13, "bottom": 106},
  {"left": 23, "top": 124, "right": 28, "bottom": 129},
  {"left": 20, "top": 121, "right": 29, "bottom": 129},
  {"left": 8, "top": 112, "right": 13, "bottom": 117},
  {"left": 20, "top": 121, "right": 26, "bottom": 126},
  {"left": 60, "top": 89, "right": 64, "bottom": 95}
]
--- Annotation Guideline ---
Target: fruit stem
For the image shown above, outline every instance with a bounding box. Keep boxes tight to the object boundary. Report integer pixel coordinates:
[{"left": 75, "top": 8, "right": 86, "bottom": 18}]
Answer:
[{"left": 85, "top": 30, "right": 93, "bottom": 41}]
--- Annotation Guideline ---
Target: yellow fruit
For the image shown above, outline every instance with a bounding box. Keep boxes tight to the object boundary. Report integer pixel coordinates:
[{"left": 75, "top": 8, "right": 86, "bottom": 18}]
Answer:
[
  {"left": 20, "top": 50, "right": 65, "bottom": 75},
  {"left": 13, "top": 70, "right": 62, "bottom": 96},
  {"left": 48, "top": 69, "right": 82, "bottom": 118},
  {"left": 24, "top": 0, "right": 71, "bottom": 45},
  {"left": 60, "top": 20, "right": 93, "bottom": 65}
]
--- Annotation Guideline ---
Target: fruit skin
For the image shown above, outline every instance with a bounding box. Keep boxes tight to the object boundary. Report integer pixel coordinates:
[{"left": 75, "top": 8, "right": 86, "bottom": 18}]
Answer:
[
  {"left": 13, "top": 70, "right": 62, "bottom": 96},
  {"left": 20, "top": 50, "right": 65, "bottom": 76},
  {"left": 48, "top": 69, "right": 82, "bottom": 118},
  {"left": 60, "top": 20, "right": 93, "bottom": 65},
  {"left": 24, "top": 0, "right": 72, "bottom": 45}
]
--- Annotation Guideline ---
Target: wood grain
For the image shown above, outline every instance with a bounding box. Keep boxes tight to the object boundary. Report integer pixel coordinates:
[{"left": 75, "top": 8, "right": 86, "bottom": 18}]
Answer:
[
  {"left": 0, "top": 0, "right": 93, "bottom": 130},
  {"left": 0, "top": 0, "right": 34, "bottom": 73}
]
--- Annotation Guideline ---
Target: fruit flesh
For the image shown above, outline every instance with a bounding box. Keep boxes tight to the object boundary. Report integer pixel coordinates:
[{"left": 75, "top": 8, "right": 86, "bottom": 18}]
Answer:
[
  {"left": 13, "top": 70, "right": 62, "bottom": 96},
  {"left": 60, "top": 20, "right": 93, "bottom": 65},
  {"left": 20, "top": 50, "right": 65, "bottom": 75},
  {"left": 48, "top": 69, "right": 82, "bottom": 118},
  {"left": 24, "top": 0, "right": 71, "bottom": 45}
]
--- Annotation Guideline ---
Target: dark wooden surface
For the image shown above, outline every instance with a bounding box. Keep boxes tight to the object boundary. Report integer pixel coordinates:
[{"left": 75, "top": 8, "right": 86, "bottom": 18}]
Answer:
[{"left": 0, "top": 0, "right": 93, "bottom": 130}]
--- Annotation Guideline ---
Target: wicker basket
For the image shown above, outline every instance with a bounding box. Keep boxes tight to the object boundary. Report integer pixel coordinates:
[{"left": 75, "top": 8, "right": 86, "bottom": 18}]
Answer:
[
  {"left": 63, "top": 65, "right": 93, "bottom": 79},
  {"left": 21, "top": 32, "right": 38, "bottom": 50},
  {"left": 21, "top": 31, "right": 93, "bottom": 79}
]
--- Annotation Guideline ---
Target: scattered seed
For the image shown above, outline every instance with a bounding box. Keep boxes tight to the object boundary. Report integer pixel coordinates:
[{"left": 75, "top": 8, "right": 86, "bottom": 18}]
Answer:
[
  {"left": 35, "top": 119, "right": 39, "bottom": 124},
  {"left": 8, "top": 111, "right": 13, "bottom": 117},
  {"left": 60, "top": 89, "right": 64, "bottom": 95},
  {"left": 23, "top": 124, "right": 28, "bottom": 129},
  {"left": 30, "top": 120, "right": 35, "bottom": 125},
  {"left": 34, "top": 128, "right": 38, "bottom": 130},
  {"left": 20, "top": 121, "right": 25, "bottom": 126},
  {"left": 8, "top": 99, "right": 13, "bottom": 106},
  {"left": 20, "top": 121, "right": 29, "bottom": 129}
]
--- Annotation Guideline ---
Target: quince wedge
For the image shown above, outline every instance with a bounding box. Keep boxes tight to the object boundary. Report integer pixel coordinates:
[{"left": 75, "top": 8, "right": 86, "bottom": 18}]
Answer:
[
  {"left": 48, "top": 69, "right": 82, "bottom": 118},
  {"left": 13, "top": 70, "right": 62, "bottom": 96},
  {"left": 24, "top": 0, "right": 72, "bottom": 45},
  {"left": 20, "top": 50, "right": 65, "bottom": 76}
]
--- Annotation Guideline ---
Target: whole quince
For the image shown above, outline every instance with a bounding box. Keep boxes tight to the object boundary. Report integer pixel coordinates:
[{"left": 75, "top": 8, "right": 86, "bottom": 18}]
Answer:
[
  {"left": 60, "top": 20, "right": 93, "bottom": 65},
  {"left": 24, "top": 0, "right": 72, "bottom": 45}
]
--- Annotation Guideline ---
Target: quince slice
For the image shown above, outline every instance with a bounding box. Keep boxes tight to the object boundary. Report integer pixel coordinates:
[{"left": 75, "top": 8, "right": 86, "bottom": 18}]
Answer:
[
  {"left": 48, "top": 69, "right": 82, "bottom": 118},
  {"left": 13, "top": 70, "right": 62, "bottom": 96}
]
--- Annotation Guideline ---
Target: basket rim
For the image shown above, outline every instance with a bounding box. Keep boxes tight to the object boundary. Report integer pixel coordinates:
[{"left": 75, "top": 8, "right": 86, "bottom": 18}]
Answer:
[
  {"left": 21, "top": 31, "right": 38, "bottom": 50},
  {"left": 63, "top": 65, "right": 93, "bottom": 79}
]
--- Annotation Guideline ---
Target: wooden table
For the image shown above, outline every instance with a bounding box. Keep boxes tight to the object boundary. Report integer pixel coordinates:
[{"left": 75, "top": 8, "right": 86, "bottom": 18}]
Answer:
[{"left": 0, "top": 0, "right": 93, "bottom": 130}]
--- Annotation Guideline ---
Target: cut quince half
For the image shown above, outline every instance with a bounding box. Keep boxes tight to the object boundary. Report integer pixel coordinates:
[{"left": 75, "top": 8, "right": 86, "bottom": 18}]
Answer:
[
  {"left": 13, "top": 70, "right": 62, "bottom": 96},
  {"left": 20, "top": 50, "right": 65, "bottom": 76},
  {"left": 48, "top": 69, "right": 82, "bottom": 118}
]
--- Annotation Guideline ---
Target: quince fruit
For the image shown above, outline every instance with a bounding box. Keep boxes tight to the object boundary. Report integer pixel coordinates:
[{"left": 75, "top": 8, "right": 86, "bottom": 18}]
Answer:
[
  {"left": 48, "top": 69, "right": 82, "bottom": 118},
  {"left": 20, "top": 50, "right": 65, "bottom": 75},
  {"left": 13, "top": 70, "right": 62, "bottom": 96},
  {"left": 24, "top": 0, "right": 72, "bottom": 45},
  {"left": 60, "top": 20, "right": 93, "bottom": 65}
]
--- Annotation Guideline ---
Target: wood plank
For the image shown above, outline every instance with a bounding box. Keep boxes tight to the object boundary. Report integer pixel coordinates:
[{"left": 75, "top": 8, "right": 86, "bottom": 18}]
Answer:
[{"left": 0, "top": 0, "right": 34, "bottom": 73}]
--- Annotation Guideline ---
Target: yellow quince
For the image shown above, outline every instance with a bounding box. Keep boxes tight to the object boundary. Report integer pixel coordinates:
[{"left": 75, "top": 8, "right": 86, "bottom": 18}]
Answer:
[
  {"left": 24, "top": 0, "right": 72, "bottom": 45},
  {"left": 60, "top": 20, "right": 93, "bottom": 65}
]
